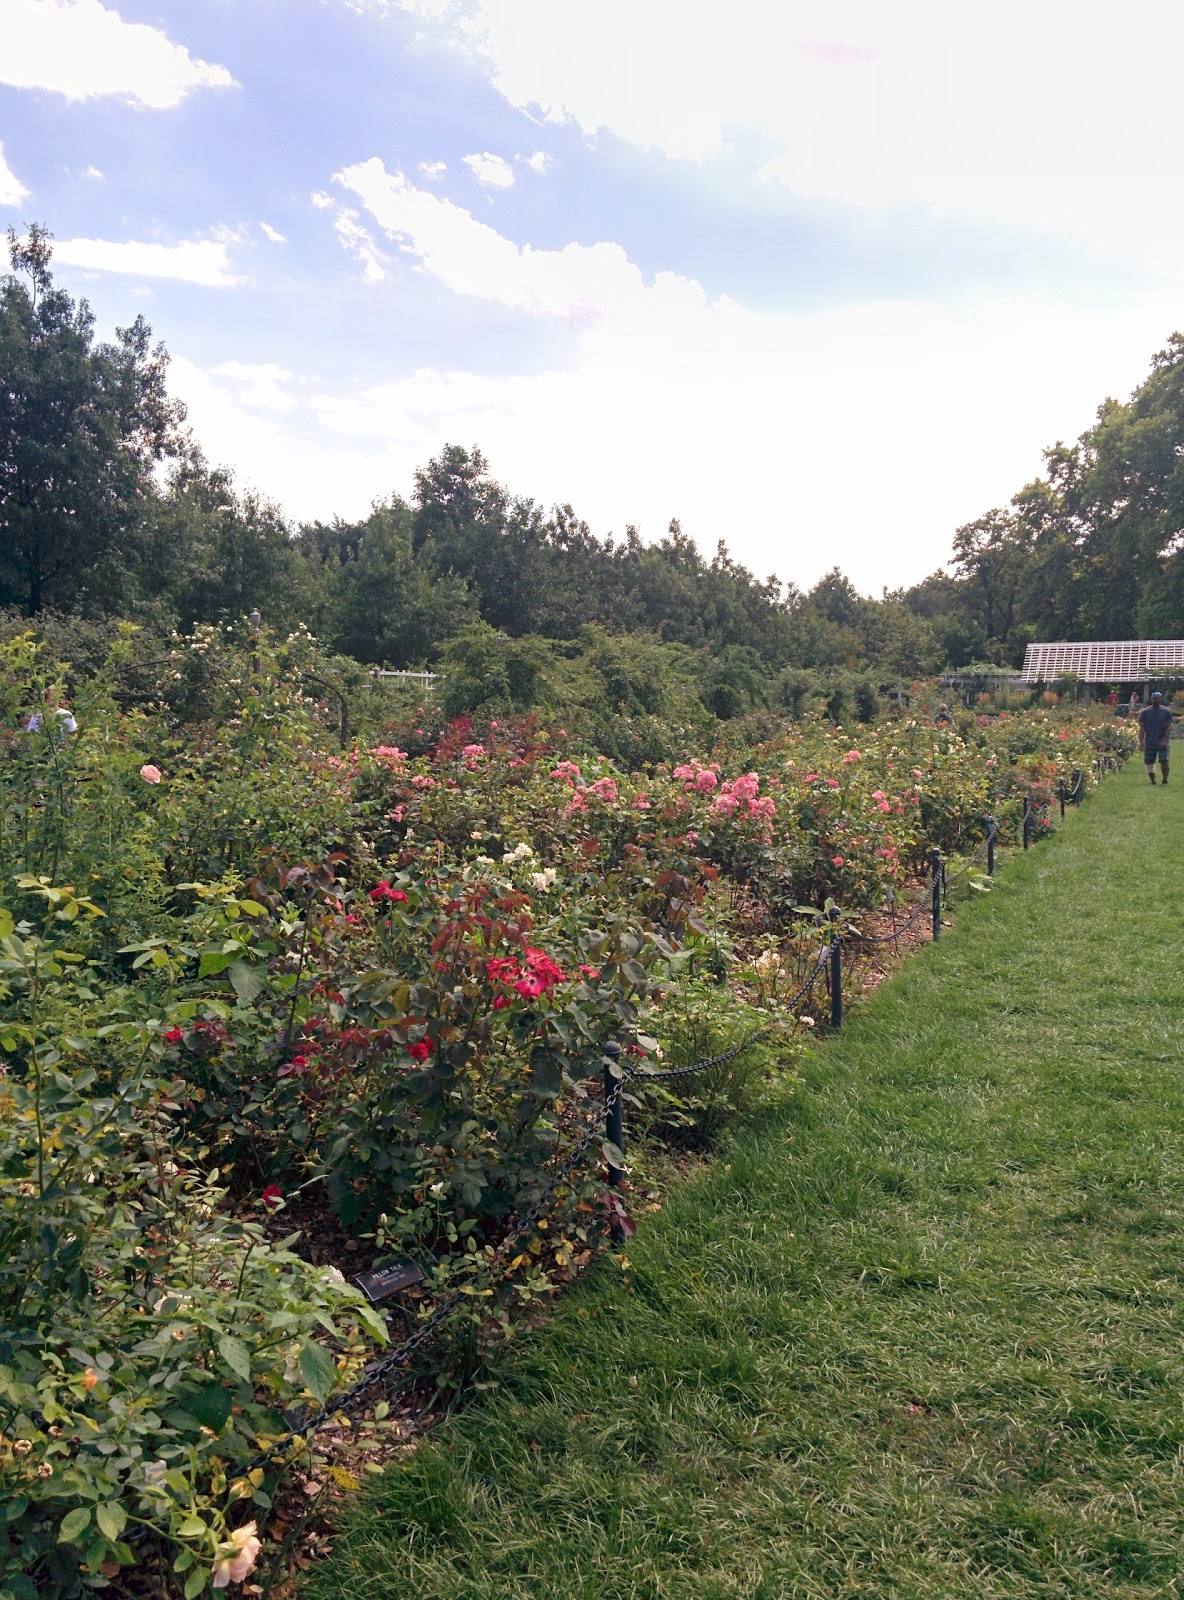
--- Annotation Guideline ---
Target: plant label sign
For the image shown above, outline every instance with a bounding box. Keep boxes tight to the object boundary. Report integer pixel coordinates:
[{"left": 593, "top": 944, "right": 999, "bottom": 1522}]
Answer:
[{"left": 355, "top": 1255, "right": 425, "bottom": 1302}]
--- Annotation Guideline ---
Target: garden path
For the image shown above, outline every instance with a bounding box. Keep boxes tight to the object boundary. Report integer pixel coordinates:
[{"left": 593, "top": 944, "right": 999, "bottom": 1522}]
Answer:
[{"left": 308, "top": 761, "right": 1184, "bottom": 1600}]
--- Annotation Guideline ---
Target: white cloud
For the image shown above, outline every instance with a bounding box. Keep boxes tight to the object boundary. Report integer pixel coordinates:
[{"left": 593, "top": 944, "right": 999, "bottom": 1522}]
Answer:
[
  {"left": 419, "top": 160, "right": 448, "bottom": 181},
  {"left": 53, "top": 235, "right": 240, "bottom": 286},
  {"left": 3, "top": 0, "right": 236, "bottom": 109},
  {"left": 208, "top": 361, "right": 298, "bottom": 411},
  {"left": 0, "top": 143, "right": 30, "bottom": 205},
  {"left": 390, "top": 0, "right": 1184, "bottom": 264},
  {"left": 300, "top": 293, "right": 1183, "bottom": 595},
  {"left": 167, "top": 353, "right": 410, "bottom": 523},
  {"left": 260, "top": 221, "right": 286, "bottom": 243},
  {"left": 463, "top": 151, "right": 514, "bottom": 188},
  {"left": 208, "top": 161, "right": 1177, "bottom": 590},
  {"left": 337, "top": 157, "right": 648, "bottom": 325},
  {"left": 83, "top": 165, "right": 103, "bottom": 180},
  {"left": 333, "top": 210, "right": 388, "bottom": 284},
  {"left": 310, "top": 190, "right": 335, "bottom": 210},
  {"left": 522, "top": 150, "right": 552, "bottom": 175},
  {"left": 342, "top": 0, "right": 451, "bottom": 14}
]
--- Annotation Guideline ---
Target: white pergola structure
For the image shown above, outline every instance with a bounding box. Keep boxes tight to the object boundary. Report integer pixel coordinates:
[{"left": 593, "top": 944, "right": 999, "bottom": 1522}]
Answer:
[{"left": 1022, "top": 640, "right": 1184, "bottom": 693}]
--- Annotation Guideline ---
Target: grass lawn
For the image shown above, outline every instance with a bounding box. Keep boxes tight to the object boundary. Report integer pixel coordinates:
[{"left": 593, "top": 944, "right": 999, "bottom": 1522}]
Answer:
[{"left": 305, "top": 761, "right": 1184, "bottom": 1599}]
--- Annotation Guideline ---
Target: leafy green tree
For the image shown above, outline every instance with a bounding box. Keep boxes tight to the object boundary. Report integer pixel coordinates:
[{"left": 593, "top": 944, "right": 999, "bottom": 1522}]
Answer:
[
  {"left": 151, "top": 451, "right": 306, "bottom": 629},
  {"left": 0, "top": 224, "right": 184, "bottom": 615},
  {"left": 441, "top": 623, "right": 554, "bottom": 716},
  {"left": 699, "top": 645, "right": 769, "bottom": 719},
  {"left": 330, "top": 497, "right": 477, "bottom": 665},
  {"left": 949, "top": 508, "right": 1033, "bottom": 659}
]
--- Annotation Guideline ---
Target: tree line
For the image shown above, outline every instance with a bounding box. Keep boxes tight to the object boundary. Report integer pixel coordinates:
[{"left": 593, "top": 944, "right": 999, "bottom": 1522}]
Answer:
[{"left": 5, "top": 222, "right": 1184, "bottom": 699}]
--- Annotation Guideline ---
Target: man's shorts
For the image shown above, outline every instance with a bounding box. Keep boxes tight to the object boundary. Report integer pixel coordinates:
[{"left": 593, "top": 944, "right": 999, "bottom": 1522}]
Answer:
[{"left": 1145, "top": 745, "right": 1169, "bottom": 766}]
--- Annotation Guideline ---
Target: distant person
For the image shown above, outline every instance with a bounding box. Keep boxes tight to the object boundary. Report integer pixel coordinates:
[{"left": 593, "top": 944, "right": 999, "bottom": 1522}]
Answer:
[
  {"left": 1106, "top": 689, "right": 1118, "bottom": 708},
  {"left": 1128, "top": 691, "right": 1140, "bottom": 717},
  {"left": 24, "top": 686, "right": 77, "bottom": 743},
  {"left": 933, "top": 702, "right": 952, "bottom": 726},
  {"left": 1139, "top": 691, "right": 1172, "bottom": 784}
]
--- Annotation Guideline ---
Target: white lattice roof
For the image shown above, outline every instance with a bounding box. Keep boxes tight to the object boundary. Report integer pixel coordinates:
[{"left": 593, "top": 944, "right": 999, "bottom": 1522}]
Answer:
[{"left": 1022, "top": 641, "right": 1184, "bottom": 682}]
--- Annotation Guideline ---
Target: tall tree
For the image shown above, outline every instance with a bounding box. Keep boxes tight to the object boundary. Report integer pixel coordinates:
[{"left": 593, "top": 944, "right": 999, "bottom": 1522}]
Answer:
[
  {"left": 949, "top": 508, "right": 1032, "bottom": 658},
  {"left": 330, "top": 497, "right": 477, "bottom": 664},
  {"left": 0, "top": 224, "right": 184, "bottom": 614}
]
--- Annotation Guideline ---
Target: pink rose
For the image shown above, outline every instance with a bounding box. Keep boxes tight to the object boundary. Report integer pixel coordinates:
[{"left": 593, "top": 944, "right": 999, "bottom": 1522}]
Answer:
[
  {"left": 139, "top": 764, "right": 162, "bottom": 784},
  {"left": 212, "top": 1522, "right": 261, "bottom": 1588}
]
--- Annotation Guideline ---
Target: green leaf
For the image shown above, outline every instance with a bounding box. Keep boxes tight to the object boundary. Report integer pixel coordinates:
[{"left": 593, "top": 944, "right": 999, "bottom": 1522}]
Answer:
[
  {"left": 188, "top": 1383, "right": 233, "bottom": 1432},
  {"left": 217, "top": 1334, "right": 252, "bottom": 1384},
  {"left": 59, "top": 1506, "right": 91, "bottom": 1543},
  {"left": 184, "top": 1565, "right": 209, "bottom": 1598},
  {"left": 228, "top": 958, "right": 265, "bottom": 1004},
  {"left": 198, "top": 950, "right": 235, "bottom": 978},
  {"left": 96, "top": 1501, "right": 127, "bottom": 1541},
  {"left": 162, "top": 1407, "right": 202, "bottom": 1434},
  {"left": 298, "top": 1337, "right": 337, "bottom": 1404},
  {"left": 177, "top": 1515, "right": 208, "bottom": 1538}
]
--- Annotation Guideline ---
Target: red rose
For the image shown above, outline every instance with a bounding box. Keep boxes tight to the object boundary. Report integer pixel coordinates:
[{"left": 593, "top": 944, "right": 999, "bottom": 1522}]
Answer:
[
  {"left": 262, "top": 1184, "right": 283, "bottom": 1208},
  {"left": 369, "top": 881, "right": 408, "bottom": 904},
  {"left": 408, "top": 1039, "right": 432, "bottom": 1062},
  {"left": 163, "top": 1026, "right": 184, "bottom": 1045}
]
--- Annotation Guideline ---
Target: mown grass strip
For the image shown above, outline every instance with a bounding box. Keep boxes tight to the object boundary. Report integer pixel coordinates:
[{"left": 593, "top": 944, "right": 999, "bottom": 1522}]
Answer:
[{"left": 306, "top": 764, "right": 1184, "bottom": 1599}]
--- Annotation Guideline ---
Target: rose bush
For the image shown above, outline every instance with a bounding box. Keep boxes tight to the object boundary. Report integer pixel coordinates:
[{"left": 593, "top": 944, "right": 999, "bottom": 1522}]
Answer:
[{"left": 0, "top": 631, "right": 1135, "bottom": 1595}]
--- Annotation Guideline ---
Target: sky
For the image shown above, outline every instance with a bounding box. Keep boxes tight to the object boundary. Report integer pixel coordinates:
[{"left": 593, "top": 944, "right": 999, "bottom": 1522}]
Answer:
[{"left": 3, "top": 0, "right": 1184, "bottom": 595}]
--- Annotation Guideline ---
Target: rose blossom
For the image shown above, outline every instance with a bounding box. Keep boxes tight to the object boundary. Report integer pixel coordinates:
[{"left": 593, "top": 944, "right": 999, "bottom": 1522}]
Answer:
[
  {"left": 212, "top": 1522, "right": 262, "bottom": 1588},
  {"left": 139, "top": 764, "right": 162, "bottom": 784}
]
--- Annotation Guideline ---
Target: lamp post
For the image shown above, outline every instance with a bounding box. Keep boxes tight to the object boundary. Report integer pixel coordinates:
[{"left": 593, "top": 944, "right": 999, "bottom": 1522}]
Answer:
[{"left": 249, "top": 609, "right": 261, "bottom": 681}]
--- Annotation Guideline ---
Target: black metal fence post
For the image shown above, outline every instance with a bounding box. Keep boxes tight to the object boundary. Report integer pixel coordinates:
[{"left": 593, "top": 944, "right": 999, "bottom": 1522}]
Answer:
[
  {"left": 1058, "top": 778, "right": 1066, "bottom": 819},
  {"left": 1072, "top": 767, "right": 1082, "bottom": 805},
  {"left": 930, "top": 848, "right": 942, "bottom": 940},
  {"left": 829, "top": 911, "right": 842, "bottom": 1030},
  {"left": 986, "top": 814, "right": 996, "bottom": 877},
  {"left": 1023, "top": 798, "right": 1031, "bottom": 850},
  {"left": 602, "top": 1042, "right": 625, "bottom": 1243}
]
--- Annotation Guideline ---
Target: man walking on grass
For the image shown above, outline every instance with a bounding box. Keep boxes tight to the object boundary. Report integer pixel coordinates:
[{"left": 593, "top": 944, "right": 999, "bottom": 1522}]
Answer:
[{"left": 1139, "top": 691, "right": 1173, "bottom": 784}]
